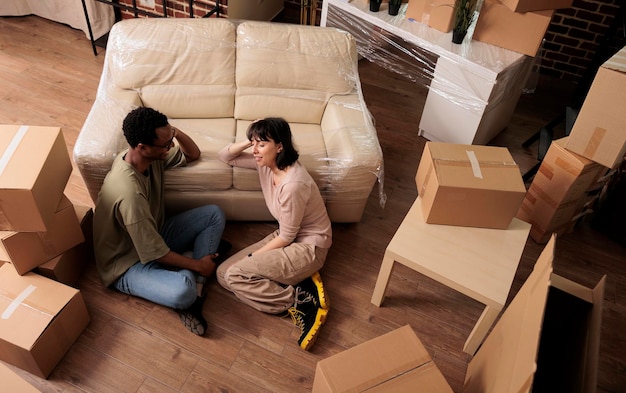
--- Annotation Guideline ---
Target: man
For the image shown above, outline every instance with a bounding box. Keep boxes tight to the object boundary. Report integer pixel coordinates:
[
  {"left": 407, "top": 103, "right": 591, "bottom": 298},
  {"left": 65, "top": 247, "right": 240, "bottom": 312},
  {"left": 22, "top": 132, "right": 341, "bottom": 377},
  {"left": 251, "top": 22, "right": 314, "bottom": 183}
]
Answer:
[{"left": 93, "top": 107, "right": 229, "bottom": 336}]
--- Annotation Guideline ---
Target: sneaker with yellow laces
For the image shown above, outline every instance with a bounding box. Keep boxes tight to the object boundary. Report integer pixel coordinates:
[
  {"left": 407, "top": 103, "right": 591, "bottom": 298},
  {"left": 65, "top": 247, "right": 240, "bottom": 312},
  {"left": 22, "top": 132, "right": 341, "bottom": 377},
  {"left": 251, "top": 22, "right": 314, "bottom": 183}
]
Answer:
[
  {"left": 295, "top": 271, "right": 330, "bottom": 310},
  {"left": 287, "top": 302, "right": 328, "bottom": 351}
]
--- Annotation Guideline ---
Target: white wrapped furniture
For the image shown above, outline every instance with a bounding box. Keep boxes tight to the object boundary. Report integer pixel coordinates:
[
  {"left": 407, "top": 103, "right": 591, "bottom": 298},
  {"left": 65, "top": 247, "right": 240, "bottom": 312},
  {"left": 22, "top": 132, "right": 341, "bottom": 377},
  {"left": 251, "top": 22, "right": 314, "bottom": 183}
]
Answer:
[
  {"left": 321, "top": 0, "right": 533, "bottom": 145},
  {"left": 73, "top": 18, "right": 384, "bottom": 222},
  {"left": 0, "top": 0, "right": 114, "bottom": 40}
]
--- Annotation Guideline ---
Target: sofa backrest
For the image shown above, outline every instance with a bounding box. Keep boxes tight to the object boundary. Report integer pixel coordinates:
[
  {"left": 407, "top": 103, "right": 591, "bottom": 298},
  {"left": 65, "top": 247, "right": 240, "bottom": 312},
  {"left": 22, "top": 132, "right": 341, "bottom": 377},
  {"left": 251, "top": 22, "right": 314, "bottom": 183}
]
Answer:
[
  {"left": 105, "top": 18, "right": 237, "bottom": 119},
  {"left": 234, "top": 21, "right": 359, "bottom": 124}
]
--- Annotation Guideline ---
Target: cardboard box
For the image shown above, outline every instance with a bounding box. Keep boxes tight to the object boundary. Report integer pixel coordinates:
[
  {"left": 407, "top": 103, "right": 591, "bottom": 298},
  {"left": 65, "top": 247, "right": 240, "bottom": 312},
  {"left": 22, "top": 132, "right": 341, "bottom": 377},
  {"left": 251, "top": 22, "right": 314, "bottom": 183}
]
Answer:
[
  {"left": 0, "top": 264, "right": 90, "bottom": 378},
  {"left": 566, "top": 46, "right": 626, "bottom": 169},
  {"left": 519, "top": 195, "right": 588, "bottom": 244},
  {"left": 76, "top": 204, "right": 94, "bottom": 264},
  {"left": 516, "top": 138, "right": 608, "bottom": 243},
  {"left": 415, "top": 142, "right": 527, "bottom": 229},
  {"left": 73, "top": 204, "right": 94, "bottom": 254},
  {"left": 532, "top": 273, "right": 605, "bottom": 392},
  {"left": 473, "top": 0, "right": 554, "bottom": 57},
  {"left": 0, "top": 125, "right": 72, "bottom": 232},
  {"left": 0, "top": 362, "right": 41, "bottom": 392},
  {"left": 0, "top": 196, "right": 85, "bottom": 275},
  {"left": 36, "top": 205, "right": 94, "bottom": 286},
  {"left": 312, "top": 325, "right": 453, "bottom": 392},
  {"left": 315, "top": 238, "right": 603, "bottom": 393},
  {"left": 406, "top": 0, "right": 455, "bottom": 33},
  {"left": 499, "top": 0, "right": 573, "bottom": 12},
  {"left": 36, "top": 243, "right": 87, "bottom": 287},
  {"left": 465, "top": 236, "right": 605, "bottom": 393}
]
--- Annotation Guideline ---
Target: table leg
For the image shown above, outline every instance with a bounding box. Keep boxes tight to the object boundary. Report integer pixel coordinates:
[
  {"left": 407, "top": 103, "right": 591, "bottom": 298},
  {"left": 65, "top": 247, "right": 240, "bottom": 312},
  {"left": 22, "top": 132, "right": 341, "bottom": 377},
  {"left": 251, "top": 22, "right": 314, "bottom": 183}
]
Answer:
[
  {"left": 370, "top": 253, "right": 395, "bottom": 306},
  {"left": 463, "top": 304, "right": 501, "bottom": 355}
]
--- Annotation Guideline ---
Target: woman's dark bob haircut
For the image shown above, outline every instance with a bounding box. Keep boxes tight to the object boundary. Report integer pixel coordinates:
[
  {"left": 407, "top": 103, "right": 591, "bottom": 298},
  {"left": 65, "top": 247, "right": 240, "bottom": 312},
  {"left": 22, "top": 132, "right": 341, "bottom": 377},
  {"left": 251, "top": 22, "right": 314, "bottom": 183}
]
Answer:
[{"left": 247, "top": 117, "right": 299, "bottom": 170}]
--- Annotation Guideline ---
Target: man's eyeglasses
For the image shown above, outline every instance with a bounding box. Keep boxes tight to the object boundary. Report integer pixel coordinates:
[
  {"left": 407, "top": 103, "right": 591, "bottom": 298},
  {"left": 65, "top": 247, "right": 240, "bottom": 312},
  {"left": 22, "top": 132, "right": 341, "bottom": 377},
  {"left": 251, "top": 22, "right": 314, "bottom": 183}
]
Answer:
[{"left": 151, "top": 134, "right": 175, "bottom": 149}]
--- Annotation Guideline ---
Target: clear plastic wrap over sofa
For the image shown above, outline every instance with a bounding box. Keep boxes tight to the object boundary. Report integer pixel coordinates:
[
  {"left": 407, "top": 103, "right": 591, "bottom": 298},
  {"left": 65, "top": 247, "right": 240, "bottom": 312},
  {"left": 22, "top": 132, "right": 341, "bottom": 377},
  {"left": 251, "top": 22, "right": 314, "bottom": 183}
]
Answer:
[{"left": 73, "top": 18, "right": 385, "bottom": 223}]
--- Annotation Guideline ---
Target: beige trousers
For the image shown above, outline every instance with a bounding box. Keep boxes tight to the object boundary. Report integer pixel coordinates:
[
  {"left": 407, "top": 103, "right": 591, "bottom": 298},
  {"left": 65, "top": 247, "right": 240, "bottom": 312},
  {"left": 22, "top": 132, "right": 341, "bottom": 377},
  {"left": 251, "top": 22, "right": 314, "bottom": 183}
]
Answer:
[{"left": 216, "top": 230, "right": 328, "bottom": 314}]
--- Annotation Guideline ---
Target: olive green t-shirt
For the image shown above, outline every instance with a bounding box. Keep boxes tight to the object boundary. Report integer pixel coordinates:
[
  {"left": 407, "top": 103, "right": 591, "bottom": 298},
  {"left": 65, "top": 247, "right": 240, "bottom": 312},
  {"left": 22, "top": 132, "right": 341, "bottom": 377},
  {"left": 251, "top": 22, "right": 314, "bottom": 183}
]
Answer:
[{"left": 93, "top": 148, "right": 186, "bottom": 287}]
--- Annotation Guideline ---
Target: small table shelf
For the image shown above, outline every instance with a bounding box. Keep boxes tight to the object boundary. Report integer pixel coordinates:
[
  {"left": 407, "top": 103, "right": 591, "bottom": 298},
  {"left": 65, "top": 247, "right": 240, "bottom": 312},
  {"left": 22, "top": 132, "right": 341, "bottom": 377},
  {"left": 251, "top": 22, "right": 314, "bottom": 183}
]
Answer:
[{"left": 371, "top": 197, "right": 531, "bottom": 355}]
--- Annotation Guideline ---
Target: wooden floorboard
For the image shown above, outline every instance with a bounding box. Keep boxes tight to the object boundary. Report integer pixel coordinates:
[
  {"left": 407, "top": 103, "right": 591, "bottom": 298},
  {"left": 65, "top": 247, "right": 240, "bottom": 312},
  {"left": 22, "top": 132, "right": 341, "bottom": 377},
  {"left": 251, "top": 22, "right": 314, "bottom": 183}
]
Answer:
[{"left": 0, "top": 14, "right": 624, "bottom": 393}]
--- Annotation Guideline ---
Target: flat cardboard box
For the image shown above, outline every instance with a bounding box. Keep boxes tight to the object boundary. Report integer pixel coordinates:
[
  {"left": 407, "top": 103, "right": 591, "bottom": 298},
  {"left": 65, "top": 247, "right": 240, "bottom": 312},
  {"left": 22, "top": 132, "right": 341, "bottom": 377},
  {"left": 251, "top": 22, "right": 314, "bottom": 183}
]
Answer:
[
  {"left": 473, "top": 0, "right": 554, "bottom": 57},
  {"left": 0, "top": 362, "right": 41, "bottom": 392},
  {"left": 405, "top": 0, "right": 455, "bottom": 33},
  {"left": 415, "top": 142, "right": 527, "bottom": 229},
  {"left": 566, "top": 46, "right": 626, "bottom": 169},
  {"left": 0, "top": 264, "right": 90, "bottom": 378},
  {"left": 0, "top": 125, "right": 72, "bottom": 232},
  {"left": 516, "top": 137, "right": 608, "bottom": 243},
  {"left": 0, "top": 196, "right": 85, "bottom": 275},
  {"left": 464, "top": 236, "right": 605, "bottom": 393},
  {"left": 499, "top": 0, "right": 573, "bottom": 12},
  {"left": 312, "top": 325, "right": 453, "bottom": 392}
]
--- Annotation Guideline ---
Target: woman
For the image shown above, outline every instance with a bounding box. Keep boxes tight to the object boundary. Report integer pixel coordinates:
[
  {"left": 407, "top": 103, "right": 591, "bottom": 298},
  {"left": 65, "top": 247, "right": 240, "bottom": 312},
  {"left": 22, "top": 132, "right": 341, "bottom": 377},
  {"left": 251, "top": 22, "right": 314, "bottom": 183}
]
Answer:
[{"left": 217, "top": 117, "right": 332, "bottom": 351}]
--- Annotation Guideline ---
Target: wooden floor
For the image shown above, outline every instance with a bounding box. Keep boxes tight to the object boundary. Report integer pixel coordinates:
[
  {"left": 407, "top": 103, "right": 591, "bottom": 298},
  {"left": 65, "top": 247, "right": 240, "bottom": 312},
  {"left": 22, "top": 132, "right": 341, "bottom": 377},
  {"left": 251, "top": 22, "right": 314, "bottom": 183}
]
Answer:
[{"left": 1, "top": 15, "right": 625, "bottom": 393}]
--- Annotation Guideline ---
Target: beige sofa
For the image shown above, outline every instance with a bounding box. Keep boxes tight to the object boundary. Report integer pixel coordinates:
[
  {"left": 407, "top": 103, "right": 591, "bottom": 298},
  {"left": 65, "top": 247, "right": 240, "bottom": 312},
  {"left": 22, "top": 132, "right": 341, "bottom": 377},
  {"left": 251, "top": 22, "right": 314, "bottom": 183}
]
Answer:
[{"left": 74, "top": 18, "right": 383, "bottom": 223}]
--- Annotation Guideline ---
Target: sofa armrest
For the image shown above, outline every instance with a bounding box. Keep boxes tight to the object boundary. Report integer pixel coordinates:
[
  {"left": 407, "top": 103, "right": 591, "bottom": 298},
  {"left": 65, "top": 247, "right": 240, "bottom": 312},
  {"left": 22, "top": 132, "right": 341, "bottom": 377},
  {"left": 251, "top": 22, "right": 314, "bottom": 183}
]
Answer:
[
  {"left": 73, "top": 91, "right": 141, "bottom": 202},
  {"left": 321, "top": 94, "right": 385, "bottom": 221}
]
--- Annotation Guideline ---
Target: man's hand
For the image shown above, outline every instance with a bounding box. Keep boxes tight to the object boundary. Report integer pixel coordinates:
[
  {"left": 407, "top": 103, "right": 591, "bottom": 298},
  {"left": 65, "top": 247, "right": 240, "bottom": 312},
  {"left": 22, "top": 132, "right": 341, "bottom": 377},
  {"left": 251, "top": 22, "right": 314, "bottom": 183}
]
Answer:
[
  {"left": 157, "top": 251, "right": 218, "bottom": 277},
  {"left": 196, "top": 254, "right": 219, "bottom": 277},
  {"left": 172, "top": 127, "right": 201, "bottom": 162}
]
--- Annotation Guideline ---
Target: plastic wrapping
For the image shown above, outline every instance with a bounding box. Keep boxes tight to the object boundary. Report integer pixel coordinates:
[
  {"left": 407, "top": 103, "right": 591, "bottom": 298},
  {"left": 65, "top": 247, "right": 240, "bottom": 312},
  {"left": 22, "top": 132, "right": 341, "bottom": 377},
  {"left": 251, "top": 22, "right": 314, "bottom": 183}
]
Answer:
[
  {"left": 73, "top": 17, "right": 385, "bottom": 223},
  {"left": 321, "top": 0, "right": 533, "bottom": 145}
]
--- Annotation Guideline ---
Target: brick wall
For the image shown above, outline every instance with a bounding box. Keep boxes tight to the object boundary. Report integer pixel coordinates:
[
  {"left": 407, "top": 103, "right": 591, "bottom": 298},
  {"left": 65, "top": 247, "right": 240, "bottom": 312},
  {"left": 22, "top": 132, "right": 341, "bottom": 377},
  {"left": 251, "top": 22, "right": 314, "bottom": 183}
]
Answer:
[
  {"left": 543, "top": 0, "right": 623, "bottom": 81},
  {"left": 115, "top": 0, "right": 223, "bottom": 19}
]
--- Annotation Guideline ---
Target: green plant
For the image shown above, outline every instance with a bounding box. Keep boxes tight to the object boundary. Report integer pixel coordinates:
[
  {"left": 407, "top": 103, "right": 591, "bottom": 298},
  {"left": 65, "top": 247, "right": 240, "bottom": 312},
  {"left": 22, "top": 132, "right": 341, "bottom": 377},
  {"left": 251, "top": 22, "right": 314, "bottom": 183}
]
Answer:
[{"left": 453, "top": 0, "right": 477, "bottom": 32}]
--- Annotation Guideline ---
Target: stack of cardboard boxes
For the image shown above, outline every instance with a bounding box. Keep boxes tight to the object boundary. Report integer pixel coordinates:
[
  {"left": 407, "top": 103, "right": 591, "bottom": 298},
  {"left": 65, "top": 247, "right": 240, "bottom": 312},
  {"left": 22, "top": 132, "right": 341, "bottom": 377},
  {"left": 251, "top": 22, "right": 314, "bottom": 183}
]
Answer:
[
  {"left": 517, "top": 45, "right": 626, "bottom": 244},
  {"left": 405, "top": 0, "right": 573, "bottom": 56},
  {"left": 0, "top": 125, "right": 91, "bottom": 379}
]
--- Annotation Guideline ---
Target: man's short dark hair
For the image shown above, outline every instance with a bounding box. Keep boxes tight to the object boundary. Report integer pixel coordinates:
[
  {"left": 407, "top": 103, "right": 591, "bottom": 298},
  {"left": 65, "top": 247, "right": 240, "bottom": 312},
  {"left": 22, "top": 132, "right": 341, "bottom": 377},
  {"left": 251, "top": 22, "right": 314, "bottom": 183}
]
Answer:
[{"left": 122, "top": 107, "right": 169, "bottom": 148}]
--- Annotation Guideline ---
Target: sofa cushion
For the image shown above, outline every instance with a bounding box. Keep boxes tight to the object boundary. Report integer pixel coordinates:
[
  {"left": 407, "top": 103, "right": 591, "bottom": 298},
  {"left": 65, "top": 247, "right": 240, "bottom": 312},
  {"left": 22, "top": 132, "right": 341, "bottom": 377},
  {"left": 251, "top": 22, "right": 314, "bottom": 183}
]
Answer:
[
  {"left": 166, "top": 118, "right": 236, "bottom": 192},
  {"left": 234, "top": 21, "right": 359, "bottom": 124},
  {"left": 140, "top": 85, "right": 235, "bottom": 119},
  {"left": 107, "top": 18, "right": 237, "bottom": 118}
]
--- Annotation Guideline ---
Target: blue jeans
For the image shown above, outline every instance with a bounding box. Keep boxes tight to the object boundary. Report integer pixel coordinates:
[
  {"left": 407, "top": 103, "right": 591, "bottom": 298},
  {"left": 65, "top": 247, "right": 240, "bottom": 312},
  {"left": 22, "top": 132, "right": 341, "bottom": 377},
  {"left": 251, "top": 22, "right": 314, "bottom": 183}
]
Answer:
[{"left": 113, "top": 205, "right": 225, "bottom": 310}]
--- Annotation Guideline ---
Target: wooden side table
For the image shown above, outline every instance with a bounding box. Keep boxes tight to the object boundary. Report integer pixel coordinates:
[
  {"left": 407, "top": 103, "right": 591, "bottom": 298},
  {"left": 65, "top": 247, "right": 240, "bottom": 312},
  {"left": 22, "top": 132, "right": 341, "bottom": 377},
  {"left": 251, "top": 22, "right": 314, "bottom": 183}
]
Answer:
[{"left": 371, "top": 197, "right": 531, "bottom": 354}]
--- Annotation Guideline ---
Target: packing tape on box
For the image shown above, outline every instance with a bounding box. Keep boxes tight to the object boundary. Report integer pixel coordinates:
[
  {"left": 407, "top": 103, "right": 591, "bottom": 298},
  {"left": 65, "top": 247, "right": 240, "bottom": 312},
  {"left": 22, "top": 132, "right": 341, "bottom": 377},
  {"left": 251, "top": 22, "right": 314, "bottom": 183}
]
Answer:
[
  {"left": 1, "top": 284, "right": 36, "bottom": 319},
  {"left": 0, "top": 125, "right": 29, "bottom": 176},
  {"left": 466, "top": 150, "right": 484, "bottom": 179},
  {"left": 583, "top": 127, "right": 606, "bottom": 158}
]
